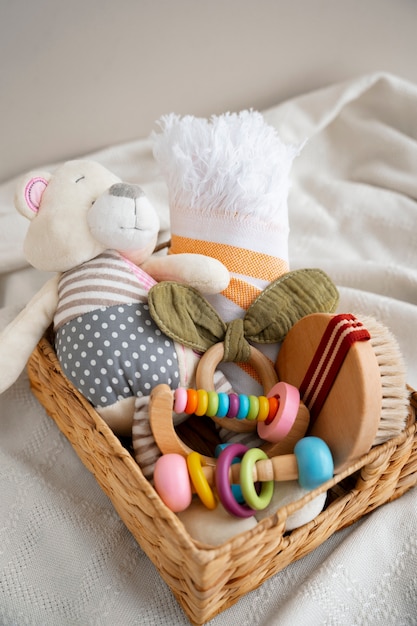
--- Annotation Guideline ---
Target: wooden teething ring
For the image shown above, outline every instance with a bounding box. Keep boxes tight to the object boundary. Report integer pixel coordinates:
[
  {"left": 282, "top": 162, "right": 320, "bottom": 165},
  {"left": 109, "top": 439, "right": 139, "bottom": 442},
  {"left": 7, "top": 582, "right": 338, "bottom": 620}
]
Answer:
[
  {"left": 195, "top": 342, "right": 278, "bottom": 432},
  {"left": 149, "top": 342, "right": 310, "bottom": 463}
]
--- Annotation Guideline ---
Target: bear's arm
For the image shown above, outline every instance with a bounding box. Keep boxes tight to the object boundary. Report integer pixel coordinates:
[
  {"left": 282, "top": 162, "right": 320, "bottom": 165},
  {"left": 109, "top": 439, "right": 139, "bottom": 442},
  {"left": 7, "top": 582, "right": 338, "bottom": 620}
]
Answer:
[
  {"left": 141, "top": 253, "right": 230, "bottom": 294},
  {"left": 0, "top": 275, "right": 60, "bottom": 394}
]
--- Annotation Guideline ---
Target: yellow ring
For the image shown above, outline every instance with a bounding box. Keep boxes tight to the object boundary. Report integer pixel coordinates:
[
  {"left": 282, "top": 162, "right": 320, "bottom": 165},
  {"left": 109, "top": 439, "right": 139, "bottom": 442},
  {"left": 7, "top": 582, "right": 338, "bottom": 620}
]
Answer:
[
  {"left": 195, "top": 389, "right": 209, "bottom": 416},
  {"left": 186, "top": 452, "right": 217, "bottom": 510},
  {"left": 257, "top": 395, "right": 270, "bottom": 422}
]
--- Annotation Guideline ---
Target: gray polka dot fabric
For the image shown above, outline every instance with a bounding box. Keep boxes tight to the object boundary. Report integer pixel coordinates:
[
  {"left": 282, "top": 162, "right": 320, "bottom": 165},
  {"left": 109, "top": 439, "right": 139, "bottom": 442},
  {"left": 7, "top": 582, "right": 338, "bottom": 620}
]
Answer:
[{"left": 55, "top": 302, "right": 180, "bottom": 408}]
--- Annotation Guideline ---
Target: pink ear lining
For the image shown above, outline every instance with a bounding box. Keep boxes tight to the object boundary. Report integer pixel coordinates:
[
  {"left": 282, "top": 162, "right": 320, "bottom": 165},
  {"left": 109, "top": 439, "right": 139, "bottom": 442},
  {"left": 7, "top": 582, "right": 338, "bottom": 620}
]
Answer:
[{"left": 24, "top": 177, "right": 49, "bottom": 213}]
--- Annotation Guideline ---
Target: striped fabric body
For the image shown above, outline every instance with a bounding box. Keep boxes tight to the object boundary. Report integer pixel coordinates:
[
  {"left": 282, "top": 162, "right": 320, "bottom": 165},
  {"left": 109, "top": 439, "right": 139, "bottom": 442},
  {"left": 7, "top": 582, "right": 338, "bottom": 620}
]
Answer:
[
  {"left": 54, "top": 250, "right": 156, "bottom": 331},
  {"left": 53, "top": 250, "right": 185, "bottom": 412},
  {"left": 53, "top": 248, "right": 203, "bottom": 405}
]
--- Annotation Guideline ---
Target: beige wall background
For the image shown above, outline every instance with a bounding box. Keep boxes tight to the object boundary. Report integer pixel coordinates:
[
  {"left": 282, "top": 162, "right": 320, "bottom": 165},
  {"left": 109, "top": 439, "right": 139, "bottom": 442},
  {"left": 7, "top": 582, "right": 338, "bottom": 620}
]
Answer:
[{"left": 1, "top": 0, "right": 417, "bottom": 183}]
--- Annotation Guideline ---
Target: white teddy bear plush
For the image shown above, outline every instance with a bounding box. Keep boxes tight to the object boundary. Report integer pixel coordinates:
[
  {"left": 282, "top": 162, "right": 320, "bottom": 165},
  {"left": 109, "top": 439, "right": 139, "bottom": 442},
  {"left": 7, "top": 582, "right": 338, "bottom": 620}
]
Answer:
[{"left": 0, "top": 160, "right": 230, "bottom": 458}]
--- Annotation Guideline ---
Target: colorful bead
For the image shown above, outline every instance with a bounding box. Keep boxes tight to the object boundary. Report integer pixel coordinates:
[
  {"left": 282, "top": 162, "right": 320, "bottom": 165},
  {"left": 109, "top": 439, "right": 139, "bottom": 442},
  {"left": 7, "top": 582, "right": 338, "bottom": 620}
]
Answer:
[
  {"left": 294, "top": 437, "right": 334, "bottom": 490},
  {"left": 195, "top": 389, "right": 209, "bottom": 416},
  {"left": 173, "top": 387, "right": 188, "bottom": 414},
  {"left": 246, "top": 395, "right": 259, "bottom": 421},
  {"left": 266, "top": 396, "right": 279, "bottom": 424},
  {"left": 236, "top": 394, "right": 250, "bottom": 420},
  {"left": 216, "top": 392, "right": 230, "bottom": 418},
  {"left": 257, "top": 396, "right": 270, "bottom": 422},
  {"left": 258, "top": 382, "right": 300, "bottom": 443},
  {"left": 153, "top": 453, "right": 192, "bottom": 512},
  {"left": 226, "top": 393, "right": 239, "bottom": 418},
  {"left": 215, "top": 443, "right": 244, "bottom": 503},
  {"left": 185, "top": 388, "right": 199, "bottom": 414},
  {"left": 206, "top": 390, "right": 219, "bottom": 417}
]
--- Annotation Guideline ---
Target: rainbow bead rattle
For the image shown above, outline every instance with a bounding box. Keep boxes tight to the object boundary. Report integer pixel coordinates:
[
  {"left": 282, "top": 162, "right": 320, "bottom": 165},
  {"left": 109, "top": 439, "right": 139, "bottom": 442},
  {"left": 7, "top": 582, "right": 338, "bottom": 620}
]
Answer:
[
  {"left": 174, "top": 387, "right": 276, "bottom": 421},
  {"left": 172, "top": 381, "right": 301, "bottom": 443},
  {"left": 154, "top": 437, "right": 334, "bottom": 518}
]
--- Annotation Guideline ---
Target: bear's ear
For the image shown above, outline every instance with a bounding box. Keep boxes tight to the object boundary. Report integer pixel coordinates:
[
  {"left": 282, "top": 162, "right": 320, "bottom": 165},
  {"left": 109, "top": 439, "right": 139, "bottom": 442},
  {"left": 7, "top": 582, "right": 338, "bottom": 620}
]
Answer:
[{"left": 14, "top": 171, "right": 52, "bottom": 220}]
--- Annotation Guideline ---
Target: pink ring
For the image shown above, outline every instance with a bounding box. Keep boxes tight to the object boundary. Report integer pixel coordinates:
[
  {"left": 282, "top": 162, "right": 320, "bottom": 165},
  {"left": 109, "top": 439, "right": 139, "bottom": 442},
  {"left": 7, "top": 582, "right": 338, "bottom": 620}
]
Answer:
[
  {"left": 215, "top": 443, "right": 255, "bottom": 518},
  {"left": 173, "top": 387, "right": 188, "bottom": 414},
  {"left": 257, "top": 382, "right": 300, "bottom": 442}
]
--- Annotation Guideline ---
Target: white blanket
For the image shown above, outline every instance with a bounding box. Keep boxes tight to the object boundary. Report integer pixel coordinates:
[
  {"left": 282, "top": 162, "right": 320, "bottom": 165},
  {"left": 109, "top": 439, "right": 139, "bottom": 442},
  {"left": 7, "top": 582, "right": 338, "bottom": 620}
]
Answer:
[{"left": 0, "top": 72, "right": 416, "bottom": 625}]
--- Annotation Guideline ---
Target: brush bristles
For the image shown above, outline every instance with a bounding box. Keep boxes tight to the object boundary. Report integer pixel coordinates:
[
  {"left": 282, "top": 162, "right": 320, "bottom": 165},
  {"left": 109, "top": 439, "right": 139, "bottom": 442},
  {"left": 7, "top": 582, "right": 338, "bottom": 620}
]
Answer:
[
  {"left": 359, "top": 314, "right": 409, "bottom": 444},
  {"left": 152, "top": 111, "right": 301, "bottom": 218}
]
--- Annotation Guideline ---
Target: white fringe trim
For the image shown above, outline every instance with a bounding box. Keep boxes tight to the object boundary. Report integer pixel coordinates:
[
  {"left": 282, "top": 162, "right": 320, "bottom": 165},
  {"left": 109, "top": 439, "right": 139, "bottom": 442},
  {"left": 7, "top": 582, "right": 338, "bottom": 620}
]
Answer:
[{"left": 152, "top": 110, "right": 301, "bottom": 220}]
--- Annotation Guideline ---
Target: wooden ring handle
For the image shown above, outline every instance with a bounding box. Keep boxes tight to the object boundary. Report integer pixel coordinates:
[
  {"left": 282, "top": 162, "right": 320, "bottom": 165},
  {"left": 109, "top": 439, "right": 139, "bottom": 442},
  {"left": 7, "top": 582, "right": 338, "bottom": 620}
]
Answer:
[
  {"left": 149, "top": 384, "right": 216, "bottom": 466},
  {"left": 195, "top": 342, "right": 279, "bottom": 433},
  {"left": 196, "top": 342, "right": 278, "bottom": 391}
]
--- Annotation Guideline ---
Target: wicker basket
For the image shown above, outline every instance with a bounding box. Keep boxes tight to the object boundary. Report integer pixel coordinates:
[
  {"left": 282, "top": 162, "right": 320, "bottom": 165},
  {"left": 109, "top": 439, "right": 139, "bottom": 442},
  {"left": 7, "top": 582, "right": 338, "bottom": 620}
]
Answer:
[{"left": 27, "top": 335, "right": 417, "bottom": 625}]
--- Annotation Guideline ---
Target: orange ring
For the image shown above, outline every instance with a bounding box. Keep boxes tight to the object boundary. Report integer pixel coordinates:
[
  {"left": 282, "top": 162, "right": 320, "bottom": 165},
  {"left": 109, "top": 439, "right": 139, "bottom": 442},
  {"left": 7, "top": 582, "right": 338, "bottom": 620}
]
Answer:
[
  {"left": 185, "top": 388, "right": 199, "bottom": 414},
  {"left": 266, "top": 396, "right": 279, "bottom": 425}
]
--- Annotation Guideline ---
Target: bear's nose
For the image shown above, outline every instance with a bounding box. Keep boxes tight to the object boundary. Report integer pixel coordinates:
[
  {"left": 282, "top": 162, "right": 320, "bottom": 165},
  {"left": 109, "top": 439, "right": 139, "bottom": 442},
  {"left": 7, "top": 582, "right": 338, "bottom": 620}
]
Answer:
[{"left": 108, "top": 182, "right": 145, "bottom": 199}]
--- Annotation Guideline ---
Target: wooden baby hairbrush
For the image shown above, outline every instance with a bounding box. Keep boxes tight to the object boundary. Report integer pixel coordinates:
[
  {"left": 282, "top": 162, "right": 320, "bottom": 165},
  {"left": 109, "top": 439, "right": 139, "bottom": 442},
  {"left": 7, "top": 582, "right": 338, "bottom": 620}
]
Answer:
[{"left": 276, "top": 312, "right": 409, "bottom": 473}]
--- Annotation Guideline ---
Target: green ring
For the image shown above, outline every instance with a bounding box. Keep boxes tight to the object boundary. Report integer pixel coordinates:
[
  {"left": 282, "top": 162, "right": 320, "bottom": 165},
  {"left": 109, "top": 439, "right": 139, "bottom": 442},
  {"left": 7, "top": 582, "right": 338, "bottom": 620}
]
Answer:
[
  {"left": 240, "top": 448, "right": 274, "bottom": 510},
  {"left": 246, "top": 395, "right": 259, "bottom": 421},
  {"left": 206, "top": 391, "right": 219, "bottom": 417}
]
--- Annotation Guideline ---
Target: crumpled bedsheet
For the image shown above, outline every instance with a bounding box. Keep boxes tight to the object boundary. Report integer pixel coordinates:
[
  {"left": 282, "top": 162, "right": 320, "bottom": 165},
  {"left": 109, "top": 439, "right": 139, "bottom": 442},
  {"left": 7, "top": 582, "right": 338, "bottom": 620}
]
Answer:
[{"left": 0, "top": 72, "right": 416, "bottom": 625}]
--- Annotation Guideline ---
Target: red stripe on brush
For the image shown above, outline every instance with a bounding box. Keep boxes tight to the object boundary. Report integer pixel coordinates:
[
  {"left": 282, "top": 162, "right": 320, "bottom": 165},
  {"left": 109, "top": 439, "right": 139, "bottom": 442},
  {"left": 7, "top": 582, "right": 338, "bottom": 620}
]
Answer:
[
  {"left": 300, "top": 315, "right": 356, "bottom": 405},
  {"left": 299, "top": 315, "right": 370, "bottom": 425}
]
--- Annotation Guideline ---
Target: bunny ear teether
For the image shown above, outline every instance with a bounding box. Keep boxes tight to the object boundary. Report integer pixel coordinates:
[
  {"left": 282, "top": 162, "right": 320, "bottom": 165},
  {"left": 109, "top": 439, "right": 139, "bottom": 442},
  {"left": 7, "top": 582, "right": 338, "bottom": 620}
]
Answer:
[
  {"left": 148, "top": 267, "right": 339, "bottom": 357},
  {"left": 148, "top": 269, "right": 338, "bottom": 447}
]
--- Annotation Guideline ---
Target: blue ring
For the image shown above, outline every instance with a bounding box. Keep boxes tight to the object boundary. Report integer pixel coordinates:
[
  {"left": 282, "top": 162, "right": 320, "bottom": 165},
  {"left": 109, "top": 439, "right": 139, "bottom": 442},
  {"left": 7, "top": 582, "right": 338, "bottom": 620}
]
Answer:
[
  {"left": 236, "top": 394, "right": 249, "bottom": 419},
  {"left": 216, "top": 392, "right": 230, "bottom": 417}
]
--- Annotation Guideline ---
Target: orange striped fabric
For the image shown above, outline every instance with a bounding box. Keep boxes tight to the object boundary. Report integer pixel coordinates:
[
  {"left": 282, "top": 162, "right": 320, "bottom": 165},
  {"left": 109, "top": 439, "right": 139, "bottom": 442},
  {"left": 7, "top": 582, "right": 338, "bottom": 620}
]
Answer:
[
  {"left": 170, "top": 235, "right": 288, "bottom": 308},
  {"left": 170, "top": 235, "right": 283, "bottom": 384},
  {"left": 222, "top": 277, "right": 262, "bottom": 309},
  {"left": 169, "top": 236, "right": 288, "bottom": 282}
]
